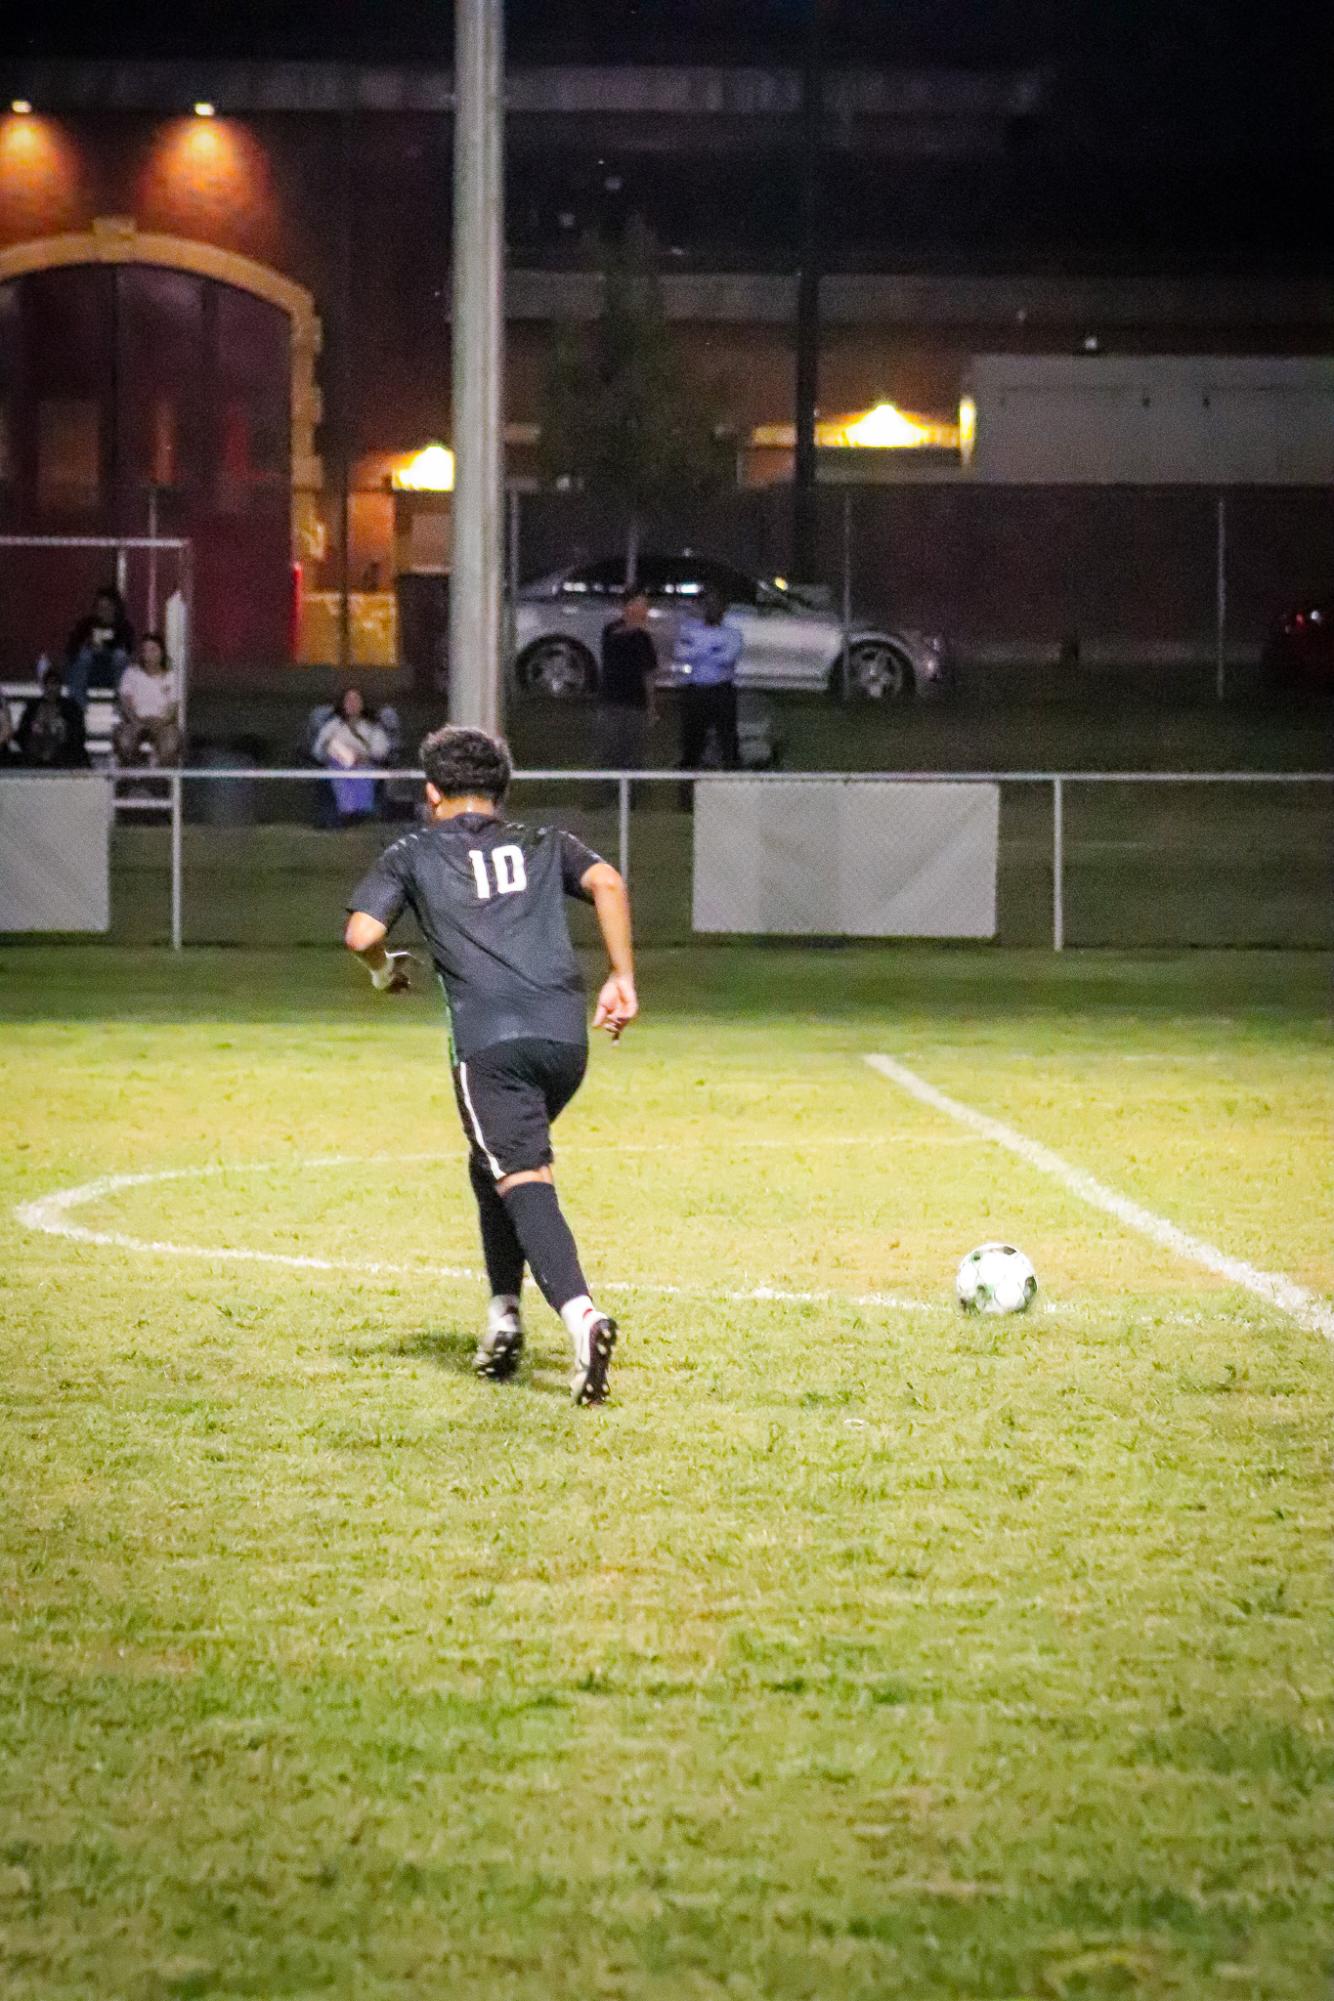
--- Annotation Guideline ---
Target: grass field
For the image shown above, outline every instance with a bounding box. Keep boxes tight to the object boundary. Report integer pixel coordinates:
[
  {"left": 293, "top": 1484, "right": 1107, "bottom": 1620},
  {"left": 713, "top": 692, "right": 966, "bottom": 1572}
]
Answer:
[{"left": 3, "top": 945, "right": 1332, "bottom": 2000}]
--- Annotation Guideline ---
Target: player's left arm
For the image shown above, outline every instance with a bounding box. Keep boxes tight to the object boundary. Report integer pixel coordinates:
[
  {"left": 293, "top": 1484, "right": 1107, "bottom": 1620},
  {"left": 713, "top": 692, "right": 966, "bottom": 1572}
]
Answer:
[
  {"left": 582, "top": 861, "right": 638, "bottom": 1039},
  {"left": 344, "top": 911, "right": 412, "bottom": 992}
]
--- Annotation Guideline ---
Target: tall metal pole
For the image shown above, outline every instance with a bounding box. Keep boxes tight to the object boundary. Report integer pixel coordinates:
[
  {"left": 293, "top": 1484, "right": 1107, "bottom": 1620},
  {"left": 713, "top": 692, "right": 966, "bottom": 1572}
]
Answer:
[
  {"left": 791, "top": 0, "right": 824, "bottom": 583},
  {"left": 450, "top": 0, "right": 505, "bottom": 731},
  {"left": 336, "top": 111, "right": 353, "bottom": 674}
]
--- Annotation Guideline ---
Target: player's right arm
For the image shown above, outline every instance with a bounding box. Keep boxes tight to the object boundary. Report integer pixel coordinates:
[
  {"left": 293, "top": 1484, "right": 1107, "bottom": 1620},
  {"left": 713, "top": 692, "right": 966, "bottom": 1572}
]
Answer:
[
  {"left": 582, "top": 860, "right": 638, "bottom": 1039},
  {"left": 344, "top": 911, "right": 412, "bottom": 991},
  {"left": 345, "top": 840, "right": 413, "bottom": 992}
]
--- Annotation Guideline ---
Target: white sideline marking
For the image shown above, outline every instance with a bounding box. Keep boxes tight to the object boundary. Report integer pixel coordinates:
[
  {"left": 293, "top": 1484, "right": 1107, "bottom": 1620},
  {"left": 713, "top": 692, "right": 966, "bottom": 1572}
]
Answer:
[
  {"left": 13, "top": 1156, "right": 935, "bottom": 1317},
  {"left": 865, "top": 1053, "right": 1334, "bottom": 1344}
]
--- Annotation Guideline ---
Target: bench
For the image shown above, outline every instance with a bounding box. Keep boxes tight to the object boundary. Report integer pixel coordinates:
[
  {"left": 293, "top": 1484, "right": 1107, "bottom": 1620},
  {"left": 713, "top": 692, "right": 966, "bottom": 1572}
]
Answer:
[{"left": 3, "top": 683, "right": 172, "bottom": 814}]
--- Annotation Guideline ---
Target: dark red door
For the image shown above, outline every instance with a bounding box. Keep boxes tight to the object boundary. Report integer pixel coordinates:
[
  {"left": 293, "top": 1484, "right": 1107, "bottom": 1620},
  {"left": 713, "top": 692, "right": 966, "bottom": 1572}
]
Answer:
[{"left": 0, "top": 261, "right": 293, "bottom": 674}]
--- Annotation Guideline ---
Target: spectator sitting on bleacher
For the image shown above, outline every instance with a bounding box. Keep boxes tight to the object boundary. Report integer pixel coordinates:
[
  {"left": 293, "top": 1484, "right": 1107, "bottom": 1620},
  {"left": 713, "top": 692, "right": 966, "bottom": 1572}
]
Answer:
[
  {"left": 17, "top": 665, "right": 88, "bottom": 769},
  {"left": 313, "top": 687, "right": 391, "bottom": 825},
  {"left": 66, "top": 585, "right": 134, "bottom": 709},
  {"left": 114, "top": 634, "right": 181, "bottom": 768}
]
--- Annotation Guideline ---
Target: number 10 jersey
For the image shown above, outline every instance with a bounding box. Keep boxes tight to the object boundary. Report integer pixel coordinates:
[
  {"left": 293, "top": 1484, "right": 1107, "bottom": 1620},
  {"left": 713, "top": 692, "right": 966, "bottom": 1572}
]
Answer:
[{"left": 348, "top": 812, "right": 603, "bottom": 1058}]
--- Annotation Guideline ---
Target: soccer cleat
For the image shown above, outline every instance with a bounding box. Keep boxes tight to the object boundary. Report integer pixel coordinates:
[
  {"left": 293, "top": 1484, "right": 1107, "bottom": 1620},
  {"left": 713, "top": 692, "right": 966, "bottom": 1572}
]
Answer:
[
  {"left": 473, "top": 1314, "right": 524, "bottom": 1382},
  {"left": 570, "top": 1315, "right": 617, "bottom": 1406}
]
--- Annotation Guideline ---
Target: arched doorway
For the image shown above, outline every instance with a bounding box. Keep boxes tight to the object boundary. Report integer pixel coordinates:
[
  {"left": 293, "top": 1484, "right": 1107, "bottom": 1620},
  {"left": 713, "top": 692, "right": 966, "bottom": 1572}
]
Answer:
[{"left": 0, "top": 217, "right": 322, "bottom": 669}]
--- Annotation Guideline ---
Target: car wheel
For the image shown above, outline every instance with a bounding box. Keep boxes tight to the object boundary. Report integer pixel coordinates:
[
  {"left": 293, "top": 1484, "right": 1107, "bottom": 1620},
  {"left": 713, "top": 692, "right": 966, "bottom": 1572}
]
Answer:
[
  {"left": 519, "top": 638, "right": 597, "bottom": 699},
  {"left": 845, "top": 640, "right": 914, "bottom": 702}
]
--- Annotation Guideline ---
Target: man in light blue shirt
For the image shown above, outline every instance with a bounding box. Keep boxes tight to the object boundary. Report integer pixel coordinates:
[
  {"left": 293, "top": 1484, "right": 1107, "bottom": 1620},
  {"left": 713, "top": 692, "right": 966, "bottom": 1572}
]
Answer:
[{"left": 673, "top": 588, "right": 743, "bottom": 787}]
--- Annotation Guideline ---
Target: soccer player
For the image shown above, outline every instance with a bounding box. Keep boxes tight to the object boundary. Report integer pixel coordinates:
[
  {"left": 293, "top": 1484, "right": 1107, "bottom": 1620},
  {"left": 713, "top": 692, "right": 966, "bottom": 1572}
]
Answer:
[{"left": 343, "top": 725, "right": 636, "bottom": 1405}]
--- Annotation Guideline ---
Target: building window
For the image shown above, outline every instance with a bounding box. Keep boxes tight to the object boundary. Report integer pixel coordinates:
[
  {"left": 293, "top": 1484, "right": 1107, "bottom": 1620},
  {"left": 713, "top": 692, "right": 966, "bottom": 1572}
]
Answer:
[
  {"left": 38, "top": 398, "right": 100, "bottom": 512},
  {"left": 217, "top": 398, "right": 286, "bottom": 511}
]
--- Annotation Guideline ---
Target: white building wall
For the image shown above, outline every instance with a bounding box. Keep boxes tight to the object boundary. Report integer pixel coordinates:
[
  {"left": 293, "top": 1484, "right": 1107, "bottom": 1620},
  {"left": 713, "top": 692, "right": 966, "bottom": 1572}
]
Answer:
[{"left": 966, "top": 355, "right": 1334, "bottom": 484}]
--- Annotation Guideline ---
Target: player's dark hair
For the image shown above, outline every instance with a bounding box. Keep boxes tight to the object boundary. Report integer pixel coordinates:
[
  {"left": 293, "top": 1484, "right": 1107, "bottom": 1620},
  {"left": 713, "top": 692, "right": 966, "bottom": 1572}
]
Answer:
[{"left": 419, "top": 724, "right": 511, "bottom": 803}]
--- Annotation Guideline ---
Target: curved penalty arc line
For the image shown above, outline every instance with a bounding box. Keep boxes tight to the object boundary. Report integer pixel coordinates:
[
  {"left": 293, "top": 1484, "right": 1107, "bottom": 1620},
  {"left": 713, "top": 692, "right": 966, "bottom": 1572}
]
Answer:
[{"left": 12, "top": 1154, "right": 940, "bottom": 1317}]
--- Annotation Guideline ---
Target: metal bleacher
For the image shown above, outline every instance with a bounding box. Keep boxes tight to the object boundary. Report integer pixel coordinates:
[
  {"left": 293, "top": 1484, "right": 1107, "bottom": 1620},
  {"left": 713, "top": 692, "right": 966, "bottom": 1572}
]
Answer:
[{"left": 2, "top": 683, "right": 171, "bottom": 814}]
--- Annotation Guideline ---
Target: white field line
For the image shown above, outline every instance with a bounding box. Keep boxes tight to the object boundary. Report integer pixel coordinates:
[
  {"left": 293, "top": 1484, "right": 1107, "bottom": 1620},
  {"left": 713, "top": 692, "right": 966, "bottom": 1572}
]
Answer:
[
  {"left": 12, "top": 1156, "right": 936, "bottom": 1317},
  {"left": 865, "top": 1053, "right": 1334, "bottom": 1344}
]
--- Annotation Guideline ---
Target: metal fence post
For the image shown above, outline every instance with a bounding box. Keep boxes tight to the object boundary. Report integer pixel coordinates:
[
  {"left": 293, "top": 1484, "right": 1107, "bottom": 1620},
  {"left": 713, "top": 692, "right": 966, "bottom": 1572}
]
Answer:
[
  {"left": 1215, "top": 493, "right": 1227, "bottom": 703},
  {"left": 617, "top": 773, "right": 631, "bottom": 884},
  {"left": 1052, "top": 774, "right": 1064, "bottom": 952},
  {"left": 841, "top": 489, "right": 853, "bottom": 701},
  {"left": 504, "top": 482, "right": 521, "bottom": 727},
  {"left": 170, "top": 769, "right": 183, "bottom": 951}
]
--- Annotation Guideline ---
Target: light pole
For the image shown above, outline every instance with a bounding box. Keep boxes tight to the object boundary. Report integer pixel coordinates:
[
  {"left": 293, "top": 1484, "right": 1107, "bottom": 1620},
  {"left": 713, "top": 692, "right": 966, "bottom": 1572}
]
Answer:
[
  {"left": 449, "top": 0, "right": 506, "bottom": 730},
  {"left": 792, "top": 0, "right": 824, "bottom": 584}
]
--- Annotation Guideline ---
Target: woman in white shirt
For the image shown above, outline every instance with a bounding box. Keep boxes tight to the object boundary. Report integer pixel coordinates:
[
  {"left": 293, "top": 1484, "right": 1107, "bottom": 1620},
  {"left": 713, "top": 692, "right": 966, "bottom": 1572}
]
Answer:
[
  {"left": 314, "top": 688, "right": 391, "bottom": 824},
  {"left": 114, "top": 634, "right": 181, "bottom": 767}
]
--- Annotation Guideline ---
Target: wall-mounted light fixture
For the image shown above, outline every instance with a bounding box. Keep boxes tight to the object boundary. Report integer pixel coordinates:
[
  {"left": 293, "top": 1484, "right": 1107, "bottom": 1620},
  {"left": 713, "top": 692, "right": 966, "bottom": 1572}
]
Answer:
[{"left": 392, "top": 444, "right": 456, "bottom": 492}]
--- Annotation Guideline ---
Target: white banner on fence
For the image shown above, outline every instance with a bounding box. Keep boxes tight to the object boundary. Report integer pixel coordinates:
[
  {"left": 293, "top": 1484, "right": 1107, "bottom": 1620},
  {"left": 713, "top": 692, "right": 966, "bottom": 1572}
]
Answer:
[
  {"left": 0, "top": 775, "right": 112, "bottom": 933},
  {"left": 692, "top": 778, "right": 999, "bottom": 937}
]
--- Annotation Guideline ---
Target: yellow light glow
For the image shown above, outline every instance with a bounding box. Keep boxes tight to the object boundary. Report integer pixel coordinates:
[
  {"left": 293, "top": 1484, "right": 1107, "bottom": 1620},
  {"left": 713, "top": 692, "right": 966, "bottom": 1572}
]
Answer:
[
  {"left": 959, "top": 393, "right": 977, "bottom": 464},
  {"left": 392, "top": 443, "right": 455, "bottom": 492},
  {"left": 10, "top": 99, "right": 33, "bottom": 115},
  {"left": 193, "top": 101, "right": 216, "bottom": 118},
  {"left": 830, "top": 402, "right": 937, "bottom": 448},
  {"left": 749, "top": 405, "right": 961, "bottom": 453}
]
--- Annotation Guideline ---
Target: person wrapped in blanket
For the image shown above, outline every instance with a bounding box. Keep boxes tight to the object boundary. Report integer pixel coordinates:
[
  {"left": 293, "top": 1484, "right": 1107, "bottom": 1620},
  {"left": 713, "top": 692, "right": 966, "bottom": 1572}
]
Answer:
[{"left": 313, "top": 688, "right": 393, "bottom": 825}]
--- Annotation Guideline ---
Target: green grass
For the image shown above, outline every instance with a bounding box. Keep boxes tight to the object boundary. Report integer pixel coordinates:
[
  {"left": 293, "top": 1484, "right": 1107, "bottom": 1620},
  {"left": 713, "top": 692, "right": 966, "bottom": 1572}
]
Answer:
[
  {"left": 501, "top": 686, "right": 1332, "bottom": 782},
  {"left": 193, "top": 680, "right": 1332, "bottom": 784},
  {"left": 2, "top": 946, "right": 1332, "bottom": 2000}
]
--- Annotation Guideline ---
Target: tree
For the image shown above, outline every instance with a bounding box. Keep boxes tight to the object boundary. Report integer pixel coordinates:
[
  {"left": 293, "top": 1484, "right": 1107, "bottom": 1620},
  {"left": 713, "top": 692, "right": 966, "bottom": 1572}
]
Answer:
[{"left": 539, "top": 218, "right": 732, "bottom": 586}]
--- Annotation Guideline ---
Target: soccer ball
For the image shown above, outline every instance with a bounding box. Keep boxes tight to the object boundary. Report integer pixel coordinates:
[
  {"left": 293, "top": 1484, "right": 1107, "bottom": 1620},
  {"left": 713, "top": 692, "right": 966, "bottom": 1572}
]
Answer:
[{"left": 955, "top": 1243, "right": 1038, "bottom": 1315}]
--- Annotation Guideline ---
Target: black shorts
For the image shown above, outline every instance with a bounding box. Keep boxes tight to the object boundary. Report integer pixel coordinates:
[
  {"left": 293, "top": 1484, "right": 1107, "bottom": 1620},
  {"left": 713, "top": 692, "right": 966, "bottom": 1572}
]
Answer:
[{"left": 452, "top": 1037, "right": 588, "bottom": 1182}]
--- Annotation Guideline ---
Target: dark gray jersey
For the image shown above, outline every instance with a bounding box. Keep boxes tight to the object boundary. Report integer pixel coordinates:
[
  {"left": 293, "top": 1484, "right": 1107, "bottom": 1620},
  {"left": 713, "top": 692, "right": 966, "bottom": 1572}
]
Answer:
[{"left": 348, "top": 813, "right": 603, "bottom": 1059}]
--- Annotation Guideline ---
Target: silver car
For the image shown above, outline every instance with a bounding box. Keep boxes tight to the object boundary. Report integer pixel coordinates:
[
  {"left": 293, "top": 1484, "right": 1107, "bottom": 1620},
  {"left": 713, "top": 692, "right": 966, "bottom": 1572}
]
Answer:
[{"left": 511, "top": 552, "right": 952, "bottom": 702}]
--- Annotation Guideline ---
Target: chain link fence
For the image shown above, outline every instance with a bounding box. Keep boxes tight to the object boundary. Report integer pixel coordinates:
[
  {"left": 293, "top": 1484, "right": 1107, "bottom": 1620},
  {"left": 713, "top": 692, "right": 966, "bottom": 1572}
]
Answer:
[
  {"left": 508, "top": 484, "right": 1333, "bottom": 696},
  {"left": 1, "top": 491, "right": 1324, "bottom": 699},
  {"left": 78, "top": 766, "right": 1334, "bottom": 953}
]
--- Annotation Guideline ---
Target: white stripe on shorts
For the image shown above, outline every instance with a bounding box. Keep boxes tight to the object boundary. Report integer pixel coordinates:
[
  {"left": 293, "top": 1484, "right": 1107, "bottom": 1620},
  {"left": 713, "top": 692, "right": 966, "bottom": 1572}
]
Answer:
[{"left": 457, "top": 1062, "right": 505, "bottom": 1181}]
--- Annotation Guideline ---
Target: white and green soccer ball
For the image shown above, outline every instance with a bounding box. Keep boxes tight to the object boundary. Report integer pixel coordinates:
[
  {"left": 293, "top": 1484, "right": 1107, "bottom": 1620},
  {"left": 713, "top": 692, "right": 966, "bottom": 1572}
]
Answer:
[{"left": 955, "top": 1243, "right": 1038, "bottom": 1315}]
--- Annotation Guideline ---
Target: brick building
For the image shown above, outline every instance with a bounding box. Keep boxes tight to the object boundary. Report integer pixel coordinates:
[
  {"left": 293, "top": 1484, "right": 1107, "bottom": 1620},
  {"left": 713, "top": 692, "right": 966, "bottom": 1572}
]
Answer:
[{"left": 0, "top": 58, "right": 1328, "bottom": 677}]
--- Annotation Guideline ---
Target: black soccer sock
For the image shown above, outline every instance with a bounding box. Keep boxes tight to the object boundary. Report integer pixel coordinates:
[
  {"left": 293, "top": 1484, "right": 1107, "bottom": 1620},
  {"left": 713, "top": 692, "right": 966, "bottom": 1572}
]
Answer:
[
  {"left": 500, "top": 1180, "right": 589, "bottom": 1316},
  {"left": 469, "top": 1157, "right": 525, "bottom": 1300}
]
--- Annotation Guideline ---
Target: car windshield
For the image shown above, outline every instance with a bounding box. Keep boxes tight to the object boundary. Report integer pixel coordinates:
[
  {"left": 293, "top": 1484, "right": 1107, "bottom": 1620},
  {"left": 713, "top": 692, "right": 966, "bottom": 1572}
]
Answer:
[
  {"left": 549, "top": 554, "right": 805, "bottom": 613},
  {"left": 559, "top": 560, "right": 624, "bottom": 596}
]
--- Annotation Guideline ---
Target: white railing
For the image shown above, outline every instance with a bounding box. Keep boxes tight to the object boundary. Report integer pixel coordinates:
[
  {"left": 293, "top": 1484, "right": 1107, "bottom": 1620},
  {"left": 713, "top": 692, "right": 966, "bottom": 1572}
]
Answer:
[{"left": 102, "top": 765, "right": 1334, "bottom": 954}]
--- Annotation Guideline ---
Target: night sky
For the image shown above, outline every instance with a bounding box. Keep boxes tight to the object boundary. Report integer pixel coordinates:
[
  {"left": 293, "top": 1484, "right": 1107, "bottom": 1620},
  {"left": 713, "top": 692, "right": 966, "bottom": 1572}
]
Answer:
[
  {"left": 10, "top": 0, "right": 1330, "bottom": 165},
  {"left": 6, "top": 2, "right": 1327, "bottom": 273}
]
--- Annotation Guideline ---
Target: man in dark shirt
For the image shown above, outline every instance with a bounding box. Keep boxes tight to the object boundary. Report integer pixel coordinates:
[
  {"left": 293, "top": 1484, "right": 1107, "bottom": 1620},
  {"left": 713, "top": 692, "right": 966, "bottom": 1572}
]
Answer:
[
  {"left": 344, "top": 724, "right": 637, "bottom": 1404},
  {"left": 597, "top": 589, "right": 658, "bottom": 776}
]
